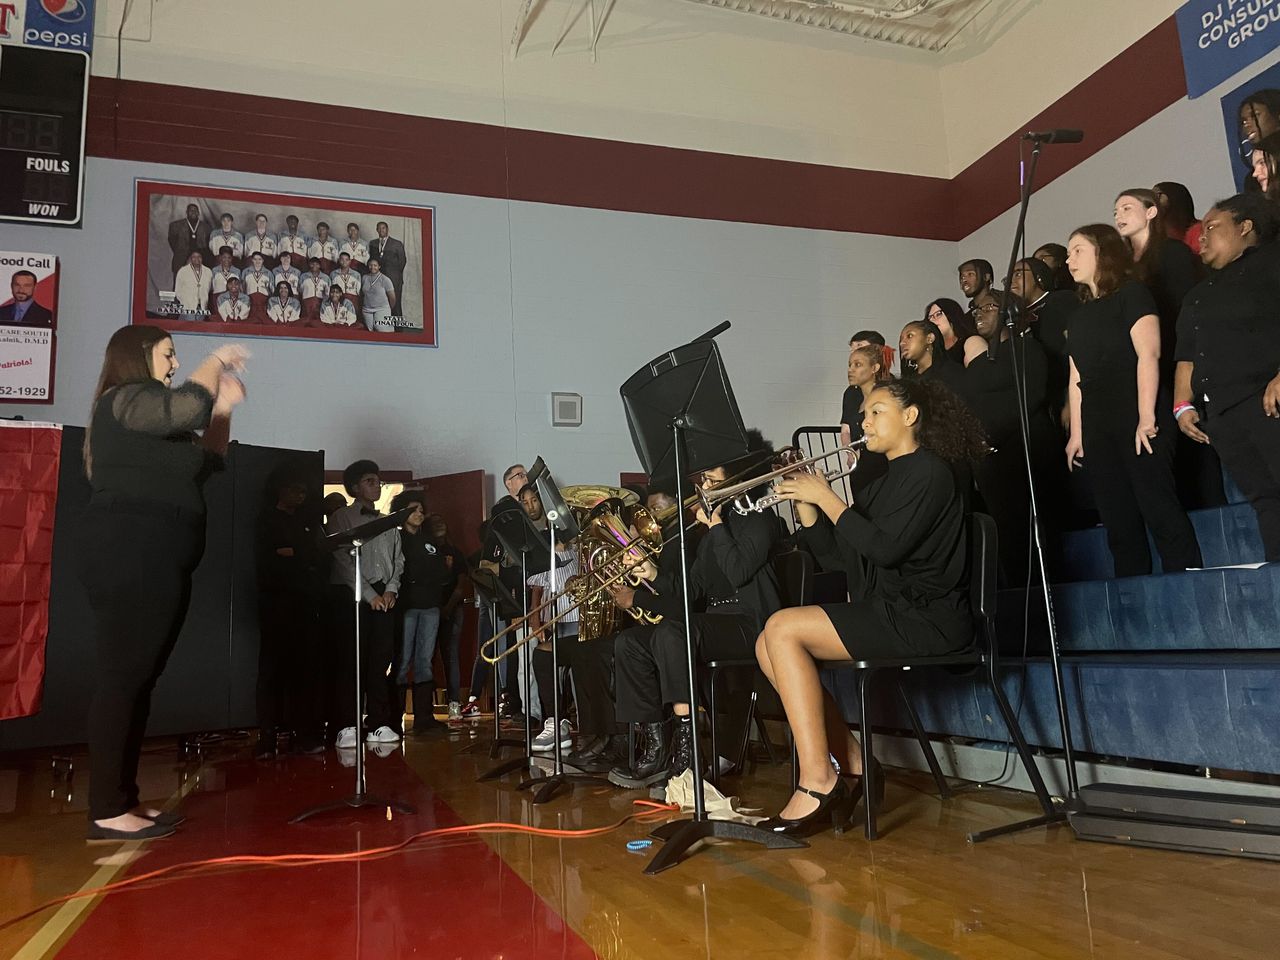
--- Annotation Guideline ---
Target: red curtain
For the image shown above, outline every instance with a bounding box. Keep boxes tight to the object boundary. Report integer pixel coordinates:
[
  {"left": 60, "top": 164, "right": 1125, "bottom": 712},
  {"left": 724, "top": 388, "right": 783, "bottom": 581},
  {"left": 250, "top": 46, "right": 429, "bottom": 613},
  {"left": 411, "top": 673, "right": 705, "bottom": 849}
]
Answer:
[{"left": 0, "top": 422, "right": 61, "bottom": 719}]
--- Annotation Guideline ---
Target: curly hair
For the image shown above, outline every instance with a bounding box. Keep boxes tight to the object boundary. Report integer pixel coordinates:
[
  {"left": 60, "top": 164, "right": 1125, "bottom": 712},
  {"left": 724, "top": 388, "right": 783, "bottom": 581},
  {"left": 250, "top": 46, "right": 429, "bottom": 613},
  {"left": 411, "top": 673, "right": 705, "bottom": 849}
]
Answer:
[{"left": 867, "top": 378, "right": 988, "bottom": 464}]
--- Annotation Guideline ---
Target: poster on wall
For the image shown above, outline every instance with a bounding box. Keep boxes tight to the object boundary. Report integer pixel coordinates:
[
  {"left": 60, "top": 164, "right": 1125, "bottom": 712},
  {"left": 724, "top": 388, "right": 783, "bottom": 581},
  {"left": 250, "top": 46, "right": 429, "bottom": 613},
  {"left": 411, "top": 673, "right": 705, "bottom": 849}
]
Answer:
[
  {"left": 0, "top": 250, "right": 57, "bottom": 403},
  {"left": 1177, "top": 0, "right": 1280, "bottom": 99},
  {"left": 132, "top": 180, "right": 437, "bottom": 347},
  {"left": 1219, "top": 60, "right": 1280, "bottom": 189}
]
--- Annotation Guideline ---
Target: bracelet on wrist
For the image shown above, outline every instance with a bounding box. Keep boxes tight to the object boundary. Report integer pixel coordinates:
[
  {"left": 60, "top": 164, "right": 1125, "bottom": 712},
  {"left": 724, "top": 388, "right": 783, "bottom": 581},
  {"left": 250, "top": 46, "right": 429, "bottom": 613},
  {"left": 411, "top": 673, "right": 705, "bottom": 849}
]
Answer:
[{"left": 1173, "top": 402, "right": 1194, "bottom": 420}]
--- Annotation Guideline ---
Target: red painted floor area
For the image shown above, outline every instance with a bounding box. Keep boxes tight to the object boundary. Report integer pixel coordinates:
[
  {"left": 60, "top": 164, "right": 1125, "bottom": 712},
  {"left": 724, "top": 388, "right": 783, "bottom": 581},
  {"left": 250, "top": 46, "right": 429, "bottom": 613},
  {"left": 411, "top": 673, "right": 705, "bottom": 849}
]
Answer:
[{"left": 54, "top": 749, "right": 597, "bottom": 960}]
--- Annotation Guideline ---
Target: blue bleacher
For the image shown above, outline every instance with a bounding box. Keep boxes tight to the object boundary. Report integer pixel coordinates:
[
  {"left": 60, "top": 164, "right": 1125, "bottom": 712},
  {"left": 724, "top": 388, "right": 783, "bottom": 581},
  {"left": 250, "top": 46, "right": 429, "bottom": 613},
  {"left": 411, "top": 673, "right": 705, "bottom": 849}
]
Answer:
[{"left": 832, "top": 473, "right": 1280, "bottom": 775}]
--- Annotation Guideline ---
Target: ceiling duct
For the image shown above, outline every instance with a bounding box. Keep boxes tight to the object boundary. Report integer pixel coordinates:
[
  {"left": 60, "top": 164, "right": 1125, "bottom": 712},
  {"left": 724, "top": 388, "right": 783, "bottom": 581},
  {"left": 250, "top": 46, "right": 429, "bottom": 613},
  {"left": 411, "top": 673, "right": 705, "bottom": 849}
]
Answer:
[{"left": 679, "top": 0, "right": 992, "bottom": 52}]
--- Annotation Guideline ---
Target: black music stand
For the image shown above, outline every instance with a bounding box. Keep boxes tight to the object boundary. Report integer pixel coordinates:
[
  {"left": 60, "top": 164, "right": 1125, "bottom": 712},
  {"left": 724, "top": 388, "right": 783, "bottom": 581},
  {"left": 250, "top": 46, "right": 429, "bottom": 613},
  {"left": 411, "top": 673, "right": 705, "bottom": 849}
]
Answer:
[
  {"left": 620, "top": 325, "right": 807, "bottom": 874},
  {"left": 516, "top": 458, "right": 614, "bottom": 804},
  {"left": 477, "top": 505, "right": 545, "bottom": 782},
  {"left": 467, "top": 566, "right": 525, "bottom": 759},
  {"left": 291, "top": 507, "right": 417, "bottom": 823}
]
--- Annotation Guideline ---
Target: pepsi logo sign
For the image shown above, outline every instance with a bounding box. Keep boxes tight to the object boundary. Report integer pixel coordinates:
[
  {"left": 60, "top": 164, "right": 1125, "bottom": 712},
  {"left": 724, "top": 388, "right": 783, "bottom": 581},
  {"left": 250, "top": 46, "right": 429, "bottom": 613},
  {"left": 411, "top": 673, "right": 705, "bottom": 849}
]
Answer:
[{"left": 40, "top": 0, "right": 87, "bottom": 22}]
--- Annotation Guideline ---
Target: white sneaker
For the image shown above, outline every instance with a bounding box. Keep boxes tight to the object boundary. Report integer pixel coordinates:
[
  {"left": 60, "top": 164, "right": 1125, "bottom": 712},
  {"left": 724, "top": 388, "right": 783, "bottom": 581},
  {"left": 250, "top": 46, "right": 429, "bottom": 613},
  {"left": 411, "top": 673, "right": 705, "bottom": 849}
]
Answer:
[
  {"left": 532, "top": 718, "right": 573, "bottom": 752},
  {"left": 367, "top": 725, "right": 402, "bottom": 744},
  {"left": 447, "top": 701, "right": 462, "bottom": 721},
  {"left": 335, "top": 726, "right": 358, "bottom": 749}
]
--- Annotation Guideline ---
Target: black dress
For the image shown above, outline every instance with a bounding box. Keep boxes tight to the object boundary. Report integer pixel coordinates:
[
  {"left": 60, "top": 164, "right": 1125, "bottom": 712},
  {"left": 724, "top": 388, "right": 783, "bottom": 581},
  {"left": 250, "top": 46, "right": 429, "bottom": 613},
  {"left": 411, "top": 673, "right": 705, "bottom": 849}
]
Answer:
[
  {"left": 801, "top": 449, "right": 971, "bottom": 659},
  {"left": 1069, "top": 281, "right": 1202, "bottom": 576},
  {"left": 80, "top": 379, "right": 218, "bottom": 821}
]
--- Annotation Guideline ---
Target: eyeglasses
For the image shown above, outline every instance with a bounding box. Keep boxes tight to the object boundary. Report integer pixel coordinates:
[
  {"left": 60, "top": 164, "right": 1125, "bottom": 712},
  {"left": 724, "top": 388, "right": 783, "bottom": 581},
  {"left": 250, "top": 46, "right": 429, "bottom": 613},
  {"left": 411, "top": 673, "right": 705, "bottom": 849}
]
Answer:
[{"left": 972, "top": 304, "right": 1001, "bottom": 315}]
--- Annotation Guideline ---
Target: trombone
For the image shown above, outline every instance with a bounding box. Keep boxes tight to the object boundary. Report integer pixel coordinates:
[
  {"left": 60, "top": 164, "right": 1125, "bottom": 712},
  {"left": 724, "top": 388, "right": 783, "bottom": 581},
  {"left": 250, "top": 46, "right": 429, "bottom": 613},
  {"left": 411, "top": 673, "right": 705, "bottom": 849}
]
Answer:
[
  {"left": 698, "top": 438, "right": 869, "bottom": 517},
  {"left": 478, "top": 452, "right": 777, "bottom": 664}
]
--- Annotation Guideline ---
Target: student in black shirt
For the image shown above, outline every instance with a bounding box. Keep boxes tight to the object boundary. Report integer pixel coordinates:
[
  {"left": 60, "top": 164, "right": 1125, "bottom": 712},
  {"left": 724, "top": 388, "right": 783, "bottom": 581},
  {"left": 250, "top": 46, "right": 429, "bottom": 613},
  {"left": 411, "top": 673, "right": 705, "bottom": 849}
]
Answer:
[
  {"left": 608, "top": 464, "right": 781, "bottom": 789},
  {"left": 1065, "top": 225, "right": 1201, "bottom": 577},
  {"left": 392, "top": 491, "right": 449, "bottom": 733},
  {"left": 759, "top": 378, "right": 986, "bottom": 836},
  {"left": 1115, "top": 188, "right": 1224, "bottom": 509},
  {"left": 428, "top": 514, "right": 469, "bottom": 718},
  {"left": 960, "top": 288, "right": 1065, "bottom": 583},
  {"left": 1034, "top": 243, "right": 1075, "bottom": 292},
  {"left": 80, "top": 326, "right": 248, "bottom": 841},
  {"left": 255, "top": 476, "right": 325, "bottom": 759},
  {"left": 923, "top": 299, "right": 976, "bottom": 365},
  {"left": 1176, "top": 194, "right": 1280, "bottom": 559},
  {"left": 1010, "top": 256, "right": 1076, "bottom": 427},
  {"left": 839, "top": 329, "right": 886, "bottom": 453}
]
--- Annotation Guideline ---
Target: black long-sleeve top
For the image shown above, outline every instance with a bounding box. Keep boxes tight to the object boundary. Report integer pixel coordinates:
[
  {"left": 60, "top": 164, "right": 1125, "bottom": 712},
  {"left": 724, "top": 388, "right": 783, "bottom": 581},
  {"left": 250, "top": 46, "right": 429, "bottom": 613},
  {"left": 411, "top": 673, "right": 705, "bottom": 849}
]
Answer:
[
  {"left": 800, "top": 449, "right": 970, "bottom": 647},
  {"left": 1175, "top": 242, "right": 1280, "bottom": 415},
  {"left": 257, "top": 507, "right": 324, "bottom": 597},
  {"left": 632, "top": 510, "right": 780, "bottom": 631},
  {"left": 957, "top": 333, "right": 1050, "bottom": 449},
  {"left": 87, "top": 379, "right": 218, "bottom": 516}
]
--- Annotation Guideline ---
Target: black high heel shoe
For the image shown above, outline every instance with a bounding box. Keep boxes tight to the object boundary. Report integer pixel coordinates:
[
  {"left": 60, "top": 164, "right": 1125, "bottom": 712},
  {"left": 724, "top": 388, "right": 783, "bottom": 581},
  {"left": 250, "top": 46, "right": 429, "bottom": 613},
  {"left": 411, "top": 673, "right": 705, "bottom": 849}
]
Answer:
[{"left": 761, "top": 778, "right": 856, "bottom": 837}]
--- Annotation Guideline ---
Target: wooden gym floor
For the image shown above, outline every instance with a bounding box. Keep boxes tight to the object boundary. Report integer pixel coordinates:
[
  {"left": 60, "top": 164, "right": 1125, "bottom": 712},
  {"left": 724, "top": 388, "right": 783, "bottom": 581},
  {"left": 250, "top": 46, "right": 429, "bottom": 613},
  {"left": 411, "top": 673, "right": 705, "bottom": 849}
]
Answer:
[{"left": 1, "top": 719, "right": 1277, "bottom": 960}]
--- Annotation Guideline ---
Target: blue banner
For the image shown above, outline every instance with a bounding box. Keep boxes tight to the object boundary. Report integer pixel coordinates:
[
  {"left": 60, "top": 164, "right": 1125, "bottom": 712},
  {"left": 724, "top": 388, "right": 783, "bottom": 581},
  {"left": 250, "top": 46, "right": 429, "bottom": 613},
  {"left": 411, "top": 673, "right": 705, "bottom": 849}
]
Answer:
[
  {"left": 1177, "top": 0, "right": 1280, "bottom": 99},
  {"left": 0, "top": 1, "right": 94, "bottom": 54}
]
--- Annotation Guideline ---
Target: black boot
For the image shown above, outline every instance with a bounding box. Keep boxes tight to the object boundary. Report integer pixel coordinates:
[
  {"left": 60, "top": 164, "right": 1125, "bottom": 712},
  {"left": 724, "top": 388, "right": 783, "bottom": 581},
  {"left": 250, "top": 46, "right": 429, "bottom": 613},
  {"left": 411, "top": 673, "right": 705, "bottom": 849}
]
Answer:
[
  {"left": 412, "top": 683, "right": 443, "bottom": 733},
  {"left": 608, "top": 721, "right": 670, "bottom": 788},
  {"left": 667, "top": 716, "right": 694, "bottom": 779}
]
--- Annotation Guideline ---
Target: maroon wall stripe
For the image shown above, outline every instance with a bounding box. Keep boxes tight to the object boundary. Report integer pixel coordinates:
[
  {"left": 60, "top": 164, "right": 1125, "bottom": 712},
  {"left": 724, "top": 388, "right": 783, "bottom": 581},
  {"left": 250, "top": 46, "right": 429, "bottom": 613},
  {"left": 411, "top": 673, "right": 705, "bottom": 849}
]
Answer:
[{"left": 86, "top": 17, "right": 1187, "bottom": 241}]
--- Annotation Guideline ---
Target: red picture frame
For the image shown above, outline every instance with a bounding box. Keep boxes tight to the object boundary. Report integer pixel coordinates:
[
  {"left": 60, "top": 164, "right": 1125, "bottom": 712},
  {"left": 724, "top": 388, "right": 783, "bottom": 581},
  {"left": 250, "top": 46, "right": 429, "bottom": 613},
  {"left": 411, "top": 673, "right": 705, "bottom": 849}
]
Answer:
[{"left": 131, "top": 180, "right": 437, "bottom": 346}]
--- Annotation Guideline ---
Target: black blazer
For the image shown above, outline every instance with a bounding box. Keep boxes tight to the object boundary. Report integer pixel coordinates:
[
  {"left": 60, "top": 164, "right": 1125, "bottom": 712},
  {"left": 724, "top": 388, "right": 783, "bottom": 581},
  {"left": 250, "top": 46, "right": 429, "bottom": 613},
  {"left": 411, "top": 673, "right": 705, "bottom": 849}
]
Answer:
[
  {"left": 0, "top": 300, "right": 53, "bottom": 326},
  {"left": 168, "top": 218, "right": 212, "bottom": 274},
  {"left": 370, "top": 236, "right": 406, "bottom": 277}
]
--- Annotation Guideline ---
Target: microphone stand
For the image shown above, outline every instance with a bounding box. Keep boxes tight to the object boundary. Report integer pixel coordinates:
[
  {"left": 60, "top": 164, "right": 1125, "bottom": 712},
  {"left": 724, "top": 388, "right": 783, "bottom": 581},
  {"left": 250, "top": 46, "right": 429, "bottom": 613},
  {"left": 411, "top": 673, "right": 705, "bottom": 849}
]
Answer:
[{"left": 967, "top": 135, "right": 1077, "bottom": 843}]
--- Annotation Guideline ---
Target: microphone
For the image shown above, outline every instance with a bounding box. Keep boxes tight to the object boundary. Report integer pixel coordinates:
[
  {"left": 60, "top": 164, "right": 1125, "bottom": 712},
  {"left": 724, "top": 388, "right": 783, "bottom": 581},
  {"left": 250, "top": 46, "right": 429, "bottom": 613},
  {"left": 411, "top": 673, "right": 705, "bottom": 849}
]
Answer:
[{"left": 1022, "top": 129, "right": 1084, "bottom": 144}]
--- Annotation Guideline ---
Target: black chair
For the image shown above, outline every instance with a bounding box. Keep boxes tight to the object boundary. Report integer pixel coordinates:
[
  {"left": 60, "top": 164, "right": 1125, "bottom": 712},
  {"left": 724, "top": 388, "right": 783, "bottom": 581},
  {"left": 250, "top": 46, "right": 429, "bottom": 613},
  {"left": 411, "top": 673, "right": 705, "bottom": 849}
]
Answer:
[
  {"left": 703, "top": 548, "right": 814, "bottom": 787},
  {"left": 797, "top": 512, "right": 1055, "bottom": 840}
]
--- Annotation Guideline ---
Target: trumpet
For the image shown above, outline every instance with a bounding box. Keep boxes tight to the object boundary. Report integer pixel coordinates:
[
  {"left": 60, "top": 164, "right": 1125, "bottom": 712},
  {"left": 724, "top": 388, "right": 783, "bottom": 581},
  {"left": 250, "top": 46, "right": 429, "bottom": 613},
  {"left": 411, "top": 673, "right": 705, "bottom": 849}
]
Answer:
[{"left": 698, "top": 439, "right": 869, "bottom": 516}]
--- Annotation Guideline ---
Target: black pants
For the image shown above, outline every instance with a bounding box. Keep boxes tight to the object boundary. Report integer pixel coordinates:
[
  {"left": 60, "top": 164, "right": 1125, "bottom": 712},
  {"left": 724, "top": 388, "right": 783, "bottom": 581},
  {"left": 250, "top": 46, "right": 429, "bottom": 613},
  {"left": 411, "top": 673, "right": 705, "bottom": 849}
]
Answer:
[
  {"left": 326, "top": 584, "right": 398, "bottom": 734},
  {"left": 257, "top": 590, "right": 322, "bottom": 738},
  {"left": 1209, "top": 398, "right": 1280, "bottom": 561},
  {"left": 81, "top": 508, "right": 204, "bottom": 820},
  {"left": 1083, "top": 417, "right": 1202, "bottom": 577},
  {"left": 1175, "top": 431, "right": 1227, "bottom": 510},
  {"left": 567, "top": 633, "right": 623, "bottom": 737},
  {"left": 614, "top": 611, "right": 755, "bottom": 729},
  {"left": 532, "top": 627, "right": 578, "bottom": 719}
]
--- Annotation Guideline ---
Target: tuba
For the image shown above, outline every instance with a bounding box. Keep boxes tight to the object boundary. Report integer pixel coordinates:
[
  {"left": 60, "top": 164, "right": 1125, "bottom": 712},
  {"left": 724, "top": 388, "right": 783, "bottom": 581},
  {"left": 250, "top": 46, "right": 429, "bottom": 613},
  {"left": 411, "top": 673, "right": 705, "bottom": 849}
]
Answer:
[{"left": 569, "top": 499, "right": 665, "bottom": 641}]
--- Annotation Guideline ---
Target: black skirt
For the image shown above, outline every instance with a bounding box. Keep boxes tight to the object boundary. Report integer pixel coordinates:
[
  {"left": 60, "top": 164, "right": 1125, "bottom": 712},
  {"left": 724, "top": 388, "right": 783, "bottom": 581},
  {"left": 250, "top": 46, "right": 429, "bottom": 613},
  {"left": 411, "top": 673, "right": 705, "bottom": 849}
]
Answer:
[{"left": 820, "top": 599, "right": 972, "bottom": 660}]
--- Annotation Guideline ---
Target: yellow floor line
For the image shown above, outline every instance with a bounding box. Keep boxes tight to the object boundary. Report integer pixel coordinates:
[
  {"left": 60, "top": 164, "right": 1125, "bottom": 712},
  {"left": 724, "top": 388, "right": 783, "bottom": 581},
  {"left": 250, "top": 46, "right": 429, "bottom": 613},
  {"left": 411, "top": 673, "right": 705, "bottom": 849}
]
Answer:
[{"left": 11, "top": 766, "right": 203, "bottom": 960}]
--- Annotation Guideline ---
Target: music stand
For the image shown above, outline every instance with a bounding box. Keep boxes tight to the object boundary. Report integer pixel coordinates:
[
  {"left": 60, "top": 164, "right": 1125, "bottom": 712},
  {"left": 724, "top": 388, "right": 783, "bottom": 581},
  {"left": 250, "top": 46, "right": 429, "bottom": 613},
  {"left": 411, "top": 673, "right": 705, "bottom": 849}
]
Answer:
[
  {"left": 467, "top": 566, "right": 525, "bottom": 759},
  {"left": 477, "top": 505, "right": 545, "bottom": 781},
  {"left": 291, "top": 507, "right": 417, "bottom": 823},
  {"left": 516, "top": 458, "right": 613, "bottom": 804},
  {"left": 620, "top": 325, "right": 807, "bottom": 873}
]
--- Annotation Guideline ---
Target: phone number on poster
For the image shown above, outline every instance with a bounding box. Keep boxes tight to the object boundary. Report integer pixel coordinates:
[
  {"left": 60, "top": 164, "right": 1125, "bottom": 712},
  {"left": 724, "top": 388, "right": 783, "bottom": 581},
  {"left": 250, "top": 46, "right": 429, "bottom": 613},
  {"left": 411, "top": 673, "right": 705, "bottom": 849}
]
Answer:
[{"left": 0, "top": 385, "right": 48, "bottom": 398}]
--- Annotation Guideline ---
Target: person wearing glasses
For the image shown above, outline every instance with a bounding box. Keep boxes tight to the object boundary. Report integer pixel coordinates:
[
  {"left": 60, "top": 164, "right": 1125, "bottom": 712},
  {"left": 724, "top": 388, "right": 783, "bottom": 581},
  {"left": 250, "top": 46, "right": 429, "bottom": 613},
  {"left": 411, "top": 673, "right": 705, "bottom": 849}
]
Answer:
[
  {"left": 958, "top": 288, "right": 1061, "bottom": 584},
  {"left": 922, "top": 299, "right": 977, "bottom": 366}
]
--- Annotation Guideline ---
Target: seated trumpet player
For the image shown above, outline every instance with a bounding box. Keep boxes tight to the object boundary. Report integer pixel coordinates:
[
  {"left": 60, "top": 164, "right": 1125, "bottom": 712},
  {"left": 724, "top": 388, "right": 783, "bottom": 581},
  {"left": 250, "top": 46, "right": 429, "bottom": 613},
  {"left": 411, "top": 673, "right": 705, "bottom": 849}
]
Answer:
[
  {"left": 607, "top": 464, "right": 781, "bottom": 790},
  {"left": 757, "top": 378, "right": 987, "bottom": 836}
]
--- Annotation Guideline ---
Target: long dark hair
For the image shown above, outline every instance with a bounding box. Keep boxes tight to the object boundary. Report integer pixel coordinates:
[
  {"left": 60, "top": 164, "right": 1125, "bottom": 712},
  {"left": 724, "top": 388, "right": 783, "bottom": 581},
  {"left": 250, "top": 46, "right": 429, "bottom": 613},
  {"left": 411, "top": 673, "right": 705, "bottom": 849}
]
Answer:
[
  {"left": 1069, "top": 224, "right": 1133, "bottom": 301},
  {"left": 868, "top": 378, "right": 988, "bottom": 464},
  {"left": 83, "top": 325, "right": 172, "bottom": 478},
  {"left": 899, "top": 319, "right": 947, "bottom": 379},
  {"left": 1154, "top": 181, "right": 1197, "bottom": 235},
  {"left": 925, "top": 298, "right": 977, "bottom": 345},
  {"left": 1116, "top": 188, "right": 1169, "bottom": 285},
  {"left": 1033, "top": 243, "right": 1073, "bottom": 290},
  {"left": 1246, "top": 131, "right": 1280, "bottom": 201}
]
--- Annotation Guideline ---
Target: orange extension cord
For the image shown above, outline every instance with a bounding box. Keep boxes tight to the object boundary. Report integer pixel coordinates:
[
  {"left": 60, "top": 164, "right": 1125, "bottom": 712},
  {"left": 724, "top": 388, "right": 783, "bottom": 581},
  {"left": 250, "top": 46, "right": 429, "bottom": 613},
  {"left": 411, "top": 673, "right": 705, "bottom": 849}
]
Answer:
[{"left": 0, "top": 799, "right": 680, "bottom": 932}]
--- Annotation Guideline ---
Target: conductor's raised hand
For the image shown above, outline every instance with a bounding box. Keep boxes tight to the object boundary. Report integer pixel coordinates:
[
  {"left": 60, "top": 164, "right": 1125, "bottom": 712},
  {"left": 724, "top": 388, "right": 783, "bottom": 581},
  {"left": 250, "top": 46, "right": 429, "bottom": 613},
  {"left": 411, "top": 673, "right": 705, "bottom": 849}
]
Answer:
[
  {"left": 214, "top": 372, "right": 246, "bottom": 413},
  {"left": 211, "top": 343, "right": 251, "bottom": 372}
]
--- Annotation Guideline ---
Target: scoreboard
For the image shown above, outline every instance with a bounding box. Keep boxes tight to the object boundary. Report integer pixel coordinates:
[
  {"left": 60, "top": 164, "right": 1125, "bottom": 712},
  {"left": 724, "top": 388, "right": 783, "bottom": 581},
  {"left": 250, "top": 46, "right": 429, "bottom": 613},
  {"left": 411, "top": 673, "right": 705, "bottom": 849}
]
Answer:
[{"left": 0, "top": 45, "right": 88, "bottom": 227}]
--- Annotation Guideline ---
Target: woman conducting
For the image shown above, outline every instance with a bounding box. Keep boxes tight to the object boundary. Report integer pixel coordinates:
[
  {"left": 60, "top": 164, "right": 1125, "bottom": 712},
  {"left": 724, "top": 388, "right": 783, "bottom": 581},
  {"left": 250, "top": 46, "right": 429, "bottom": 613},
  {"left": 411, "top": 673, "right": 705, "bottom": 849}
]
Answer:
[
  {"left": 755, "top": 378, "right": 987, "bottom": 836},
  {"left": 81, "top": 326, "right": 249, "bottom": 841}
]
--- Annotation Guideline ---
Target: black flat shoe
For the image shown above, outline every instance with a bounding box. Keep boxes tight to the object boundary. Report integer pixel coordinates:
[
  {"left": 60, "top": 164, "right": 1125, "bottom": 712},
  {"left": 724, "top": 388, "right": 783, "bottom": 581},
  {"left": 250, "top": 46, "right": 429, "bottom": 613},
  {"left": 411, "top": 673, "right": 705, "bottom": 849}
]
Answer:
[
  {"left": 87, "top": 821, "right": 176, "bottom": 843},
  {"left": 760, "top": 778, "right": 855, "bottom": 837},
  {"left": 144, "top": 810, "right": 186, "bottom": 828}
]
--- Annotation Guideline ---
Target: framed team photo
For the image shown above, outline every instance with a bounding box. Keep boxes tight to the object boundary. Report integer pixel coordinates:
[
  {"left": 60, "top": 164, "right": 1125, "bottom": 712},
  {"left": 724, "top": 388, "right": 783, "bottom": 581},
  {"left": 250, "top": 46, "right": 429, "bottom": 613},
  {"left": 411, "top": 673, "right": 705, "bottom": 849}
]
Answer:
[{"left": 131, "top": 180, "right": 437, "bottom": 346}]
